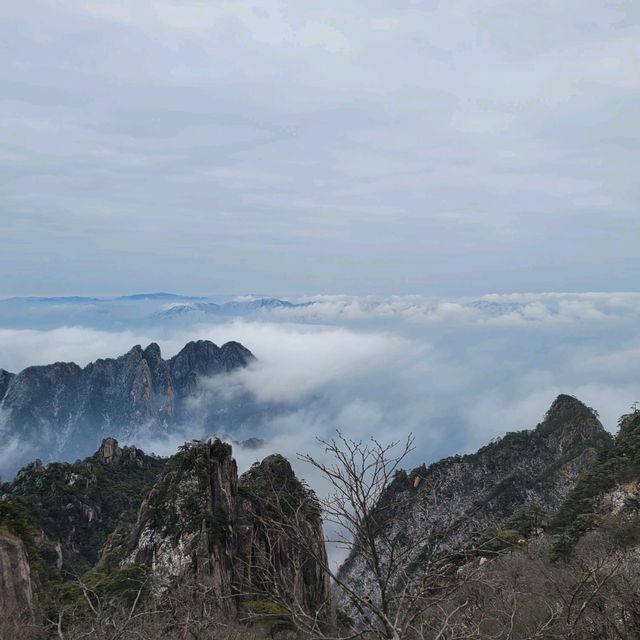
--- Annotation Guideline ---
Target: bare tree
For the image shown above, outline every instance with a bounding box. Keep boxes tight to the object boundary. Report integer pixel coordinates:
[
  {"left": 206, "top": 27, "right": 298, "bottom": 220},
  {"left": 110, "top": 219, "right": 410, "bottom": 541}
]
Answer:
[{"left": 242, "top": 432, "right": 484, "bottom": 640}]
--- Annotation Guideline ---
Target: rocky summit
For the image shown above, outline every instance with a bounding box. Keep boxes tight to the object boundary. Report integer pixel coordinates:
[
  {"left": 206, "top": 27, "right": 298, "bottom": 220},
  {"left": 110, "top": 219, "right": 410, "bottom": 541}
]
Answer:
[
  {"left": 0, "top": 438, "right": 332, "bottom": 627},
  {"left": 6, "top": 395, "right": 640, "bottom": 638},
  {"left": 337, "top": 394, "right": 612, "bottom": 613},
  {"left": 0, "top": 340, "right": 254, "bottom": 475}
]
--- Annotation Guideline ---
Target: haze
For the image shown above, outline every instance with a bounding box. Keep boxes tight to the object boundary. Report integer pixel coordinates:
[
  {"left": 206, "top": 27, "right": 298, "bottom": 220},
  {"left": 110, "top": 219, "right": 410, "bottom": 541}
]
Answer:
[{"left": 1, "top": 1, "right": 639, "bottom": 296}]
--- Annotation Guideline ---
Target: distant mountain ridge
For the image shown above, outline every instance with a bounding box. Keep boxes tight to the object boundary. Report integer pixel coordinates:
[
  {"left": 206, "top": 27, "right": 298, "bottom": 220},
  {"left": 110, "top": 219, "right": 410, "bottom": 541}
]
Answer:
[
  {"left": 156, "top": 297, "right": 311, "bottom": 320},
  {"left": 0, "top": 340, "right": 255, "bottom": 475},
  {"left": 0, "top": 294, "right": 311, "bottom": 329}
]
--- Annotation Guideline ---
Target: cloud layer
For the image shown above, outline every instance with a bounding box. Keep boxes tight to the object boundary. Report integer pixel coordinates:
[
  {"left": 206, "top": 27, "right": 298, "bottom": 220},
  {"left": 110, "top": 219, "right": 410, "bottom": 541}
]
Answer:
[
  {"left": 1, "top": 2, "right": 639, "bottom": 295},
  {"left": 2, "top": 291, "right": 640, "bottom": 481}
]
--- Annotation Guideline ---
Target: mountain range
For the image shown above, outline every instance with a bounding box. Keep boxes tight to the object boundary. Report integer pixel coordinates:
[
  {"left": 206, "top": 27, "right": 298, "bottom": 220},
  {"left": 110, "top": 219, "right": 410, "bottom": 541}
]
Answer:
[
  {"left": 0, "top": 340, "right": 255, "bottom": 475},
  {"left": 4, "top": 394, "right": 640, "bottom": 638}
]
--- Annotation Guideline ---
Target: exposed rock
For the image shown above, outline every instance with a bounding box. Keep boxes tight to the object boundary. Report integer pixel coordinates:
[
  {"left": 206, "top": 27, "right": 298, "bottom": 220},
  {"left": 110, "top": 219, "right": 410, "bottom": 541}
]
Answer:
[
  {"left": 4, "top": 442, "right": 166, "bottom": 575},
  {"left": 237, "top": 454, "right": 332, "bottom": 622},
  {"left": 0, "top": 530, "right": 35, "bottom": 618},
  {"left": 0, "top": 340, "right": 255, "bottom": 475},
  {"left": 0, "top": 368, "right": 14, "bottom": 402},
  {"left": 337, "top": 395, "right": 611, "bottom": 612},
  {"left": 97, "top": 437, "right": 121, "bottom": 464},
  {"left": 106, "top": 441, "right": 332, "bottom": 624}
]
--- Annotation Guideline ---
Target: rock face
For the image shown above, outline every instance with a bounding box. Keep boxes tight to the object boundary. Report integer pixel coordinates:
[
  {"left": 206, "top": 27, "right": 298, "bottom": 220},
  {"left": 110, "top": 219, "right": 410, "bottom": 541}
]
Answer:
[
  {"left": 0, "top": 340, "right": 254, "bottom": 475},
  {"left": 337, "top": 395, "right": 612, "bottom": 607},
  {"left": 237, "top": 454, "right": 332, "bottom": 620},
  {"left": 106, "top": 441, "right": 332, "bottom": 623},
  {"left": 0, "top": 530, "right": 34, "bottom": 618}
]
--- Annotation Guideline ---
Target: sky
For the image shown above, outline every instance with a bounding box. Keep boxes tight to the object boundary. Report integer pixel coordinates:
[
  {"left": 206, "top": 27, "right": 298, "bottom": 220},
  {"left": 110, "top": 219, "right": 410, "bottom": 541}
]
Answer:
[{"left": 1, "top": 1, "right": 639, "bottom": 296}]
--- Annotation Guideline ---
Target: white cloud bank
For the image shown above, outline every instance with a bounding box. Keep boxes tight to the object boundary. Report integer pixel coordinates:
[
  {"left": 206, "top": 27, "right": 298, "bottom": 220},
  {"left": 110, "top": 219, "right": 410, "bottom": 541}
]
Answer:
[{"left": 1, "top": 291, "right": 640, "bottom": 480}]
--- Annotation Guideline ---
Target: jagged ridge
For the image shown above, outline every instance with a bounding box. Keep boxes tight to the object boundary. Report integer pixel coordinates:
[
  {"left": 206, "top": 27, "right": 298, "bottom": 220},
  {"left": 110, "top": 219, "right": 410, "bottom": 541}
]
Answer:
[
  {"left": 337, "top": 395, "right": 612, "bottom": 606},
  {"left": 0, "top": 340, "right": 254, "bottom": 474}
]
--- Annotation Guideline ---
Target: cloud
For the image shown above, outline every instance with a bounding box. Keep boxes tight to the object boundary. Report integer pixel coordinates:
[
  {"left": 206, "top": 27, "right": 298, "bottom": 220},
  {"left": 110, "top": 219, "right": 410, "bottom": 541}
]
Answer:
[
  {"left": 0, "top": 326, "right": 157, "bottom": 372},
  {"left": 1, "top": 291, "right": 640, "bottom": 487},
  {"left": 0, "top": 2, "right": 638, "bottom": 295},
  {"left": 271, "top": 292, "right": 640, "bottom": 329}
]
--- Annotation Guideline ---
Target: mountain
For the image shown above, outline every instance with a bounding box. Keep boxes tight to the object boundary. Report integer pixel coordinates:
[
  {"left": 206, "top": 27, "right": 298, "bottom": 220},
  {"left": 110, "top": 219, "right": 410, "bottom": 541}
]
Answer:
[
  {"left": 0, "top": 340, "right": 254, "bottom": 475},
  {"left": 3, "top": 438, "right": 166, "bottom": 576},
  {"left": 156, "top": 297, "right": 311, "bottom": 321},
  {"left": 4, "top": 393, "right": 640, "bottom": 638},
  {"left": 551, "top": 406, "right": 640, "bottom": 558},
  {"left": 102, "top": 440, "right": 331, "bottom": 622},
  {"left": 114, "top": 293, "right": 207, "bottom": 301},
  {"left": 337, "top": 395, "right": 612, "bottom": 612},
  {"left": 0, "top": 439, "right": 331, "bottom": 628}
]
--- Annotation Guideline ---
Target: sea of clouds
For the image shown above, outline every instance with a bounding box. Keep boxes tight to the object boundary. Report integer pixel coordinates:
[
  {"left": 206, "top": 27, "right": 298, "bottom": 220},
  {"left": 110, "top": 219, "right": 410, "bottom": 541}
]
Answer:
[{"left": 1, "top": 292, "right": 640, "bottom": 478}]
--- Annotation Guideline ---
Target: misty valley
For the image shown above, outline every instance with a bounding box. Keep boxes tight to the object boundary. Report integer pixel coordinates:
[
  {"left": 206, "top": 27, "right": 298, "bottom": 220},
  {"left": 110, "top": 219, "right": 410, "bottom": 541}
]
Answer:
[{"left": 3, "top": 331, "right": 640, "bottom": 639}]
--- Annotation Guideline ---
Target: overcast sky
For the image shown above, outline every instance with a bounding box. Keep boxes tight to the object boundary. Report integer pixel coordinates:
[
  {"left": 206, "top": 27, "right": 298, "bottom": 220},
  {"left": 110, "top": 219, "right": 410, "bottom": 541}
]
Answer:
[{"left": 1, "top": 1, "right": 639, "bottom": 296}]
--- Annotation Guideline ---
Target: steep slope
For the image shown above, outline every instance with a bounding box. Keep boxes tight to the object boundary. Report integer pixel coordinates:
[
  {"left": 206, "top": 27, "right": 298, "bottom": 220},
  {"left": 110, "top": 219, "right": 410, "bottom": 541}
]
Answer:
[
  {"left": 103, "top": 440, "right": 332, "bottom": 622},
  {"left": 0, "top": 530, "right": 35, "bottom": 618},
  {"left": 551, "top": 407, "right": 640, "bottom": 558},
  {"left": 338, "top": 395, "right": 611, "bottom": 601},
  {"left": 0, "top": 340, "right": 254, "bottom": 474},
  {"left": 2, "top": 438, "right": 166, "bottom": 576}
]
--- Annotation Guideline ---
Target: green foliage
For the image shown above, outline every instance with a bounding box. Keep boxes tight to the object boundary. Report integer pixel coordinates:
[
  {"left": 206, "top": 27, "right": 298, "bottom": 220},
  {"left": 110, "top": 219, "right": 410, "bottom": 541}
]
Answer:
[
  {"left": 551, "top": 411, "right": 640, "bottom": 559},
  {"left": 601, "top": 513, "right": 640, "bottom": 551},
  {"left": 476, "top": 528, "right": 524, "bottom": 555},
  {"left": 84, "top": 564, "right": 151, "bottom": 607},
  {"left": 505, "top": 502, "right": 547, "bottom": 536},
  {"left": 0, "top": 498, "right": 61, "bottom": 589},
  {"left": 244, "top": 600, "right": 296, "bottom": 637},
  {"left": 144, "top": 440, "right": 232, "bottom": 547},
  {"left": 3, "top": 450, "right": 165, "bottom": 576},
  {"left": 239, "top": 455, "right": 321, "bottom": 522},
  {"left": 49, "top": 564, "right": 150, "bottom": 624}
]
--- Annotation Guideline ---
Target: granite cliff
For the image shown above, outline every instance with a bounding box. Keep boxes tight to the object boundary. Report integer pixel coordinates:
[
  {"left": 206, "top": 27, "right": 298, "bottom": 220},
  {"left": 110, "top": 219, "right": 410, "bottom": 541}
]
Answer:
[
  {"left": 0, "top": 340, "right": 254, "bottom": 475},
  {"left": 103, "top": 440, "right": 332, "bottom": 623}
]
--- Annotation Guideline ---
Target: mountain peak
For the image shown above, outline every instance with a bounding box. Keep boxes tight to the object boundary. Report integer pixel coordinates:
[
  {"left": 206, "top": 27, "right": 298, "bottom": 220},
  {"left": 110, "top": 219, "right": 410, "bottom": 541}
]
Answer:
[
  {"left": 547, "top": 393, "right": 591, "bottom": 417},
  {"left": 536, "top": 394, "right": 611, "bottom": 450},
  {"left": 97, "top": 437, "right": 121, "bottom": 464},
  {"left": 537, "top": 394, "right": 605, "bottom": 441},
  {"left": 142, "top": 342, "right": 162, "bottom": 361},
  {"left": 0, "top": 338, "right": 255, "bottom": 476}
]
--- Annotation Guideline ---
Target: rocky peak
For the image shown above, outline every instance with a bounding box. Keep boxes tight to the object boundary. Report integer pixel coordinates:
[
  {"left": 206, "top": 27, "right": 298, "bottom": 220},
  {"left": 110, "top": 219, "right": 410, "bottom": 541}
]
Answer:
[
  {"left": 142, "top": 342, "right": 162, "bottom": 363},
  {"left": 337, "top": 395, "right": 612, "bottom": 611},
  {"left": 95, "top": 438, "right": 146, "bottom": 467},
  {"left": 536, "top": 394, "right": 609, "bottom": 452},
  {"left": 220, "top": 341, "right": 255, "bottom": 370},
  {"left": 97, "top": 437, "right": 121, "bottom": 464},
  {"left": 122, "top": 344, "right": 144, "bottom": 361},
  {"left": 0, "top": 368, "right": 14, "bottom": 401},
  {"left": 0, "top": 338, "right": 255, "bottom": 476},
  {"left": 107, "top": 440, "right": 330, "bottom": 623}
]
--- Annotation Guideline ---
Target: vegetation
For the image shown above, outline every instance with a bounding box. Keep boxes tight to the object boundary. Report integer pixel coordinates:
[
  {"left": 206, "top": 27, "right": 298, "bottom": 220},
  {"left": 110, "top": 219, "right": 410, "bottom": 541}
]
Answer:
[
  {"left": 551, "top": 409, "right": 640, "bottom": 559},
  {"left": 1, "top": 450, "right": 166, "bottom": 575},
  {"left": 0, "top": 499, "right": 61, "bottom": 589}
]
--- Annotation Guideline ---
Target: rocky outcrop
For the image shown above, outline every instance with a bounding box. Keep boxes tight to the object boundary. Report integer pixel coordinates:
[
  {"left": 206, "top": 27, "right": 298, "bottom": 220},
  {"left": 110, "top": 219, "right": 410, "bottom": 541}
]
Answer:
[
  {"left": 96, "top": 437, "right": 146, "bottom": 467},
  {"left": 337, "top": 395, "right": 612, "bottom": 608},
  {"left": 0, "top": 530, "right": 35, "bottom": 618},
  {"left": 106, "top": 441, "right": 332, "bottom": 623},
  {"left": 237, "top": 455, "right": 332, "bottom": 621},
  {"left": 0, "top": 340, "right": 255, "bottom": 475},
  {"left": 4, "top": 439, "right": 166, "bottom": 576}
]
